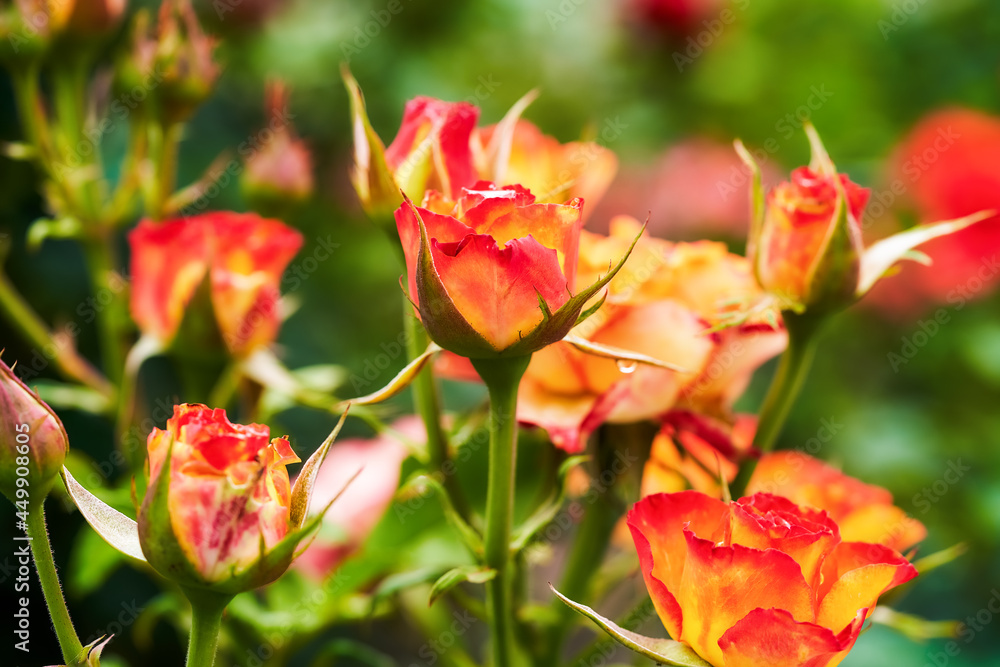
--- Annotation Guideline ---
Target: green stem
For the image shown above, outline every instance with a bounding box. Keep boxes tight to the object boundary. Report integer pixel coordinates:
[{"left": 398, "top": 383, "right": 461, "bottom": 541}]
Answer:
[
  {"left": 183, "top": 589, "right": 231, "bottom": 667},
  {"left": 25, "top": 503, "right": 85, "bottom": 665},
  {"left": 151, "top": 121, "right": 182, "bottom": 220},
  {"left": 404, "top": 304, "right": 470, "bottom": 519},
  {"left": 82, "top": 232, "right": 128, "bottom": 385},
  {"left": 733, "top": 312, "right": 825, "bottom": 496},
  {"left": 470, "top": 355, "right": 531, "bottom": 667}
]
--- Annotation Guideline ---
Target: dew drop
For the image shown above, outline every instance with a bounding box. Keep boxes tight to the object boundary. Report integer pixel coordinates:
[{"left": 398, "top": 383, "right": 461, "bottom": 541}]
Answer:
[{"left": 616, "top": 359, "right": 638, "bottom": 374}]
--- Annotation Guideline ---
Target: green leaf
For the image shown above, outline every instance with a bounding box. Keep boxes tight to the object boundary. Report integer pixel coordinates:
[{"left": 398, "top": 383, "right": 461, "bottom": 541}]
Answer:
[
  {"left": 550, "top": 585, "right": 712, "bottom": 667},
  {"left": 858, "top": 211, "right": 994, "bottom": 296},
  {"left": 428, "top": 565, "right": 496, "bottom": 607},
  {"left": 61, "top": 467, "right": 145, "bottom": 562}
]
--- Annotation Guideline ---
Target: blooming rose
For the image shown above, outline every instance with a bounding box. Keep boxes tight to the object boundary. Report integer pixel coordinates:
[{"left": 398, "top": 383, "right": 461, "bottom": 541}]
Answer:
[
  {"left": 746, "top": 451, "right": 926, "bottom": 552},
  {"left": 628, "top": 491, "right": 917, "bottom": 667},
  {"left": 503, "top": 215, "right": 784, "bottom": 452},
  {"left": 138, "top": 404, "right": 301, "bottom": 590},
  {"left": 129, "top": 211, "right": 302, "bottom": 357}
]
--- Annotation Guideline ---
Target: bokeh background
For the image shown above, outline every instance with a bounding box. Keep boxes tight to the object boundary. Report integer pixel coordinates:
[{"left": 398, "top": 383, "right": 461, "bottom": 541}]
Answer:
[{"left": 2, "top": 0, "right": 1000, "bottom": 665}]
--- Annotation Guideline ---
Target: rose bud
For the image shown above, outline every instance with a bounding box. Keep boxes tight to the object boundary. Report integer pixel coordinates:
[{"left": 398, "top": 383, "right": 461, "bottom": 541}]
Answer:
[
  {"left": 0, "top": 0, "right": 70, "bottom": 64},
  {"left": 0, "top": 357, "right": 68, "bottom": 506},
  {"left": 141, "top": 0, "right": 219, "bottom": 124},
  {"left": 747, "top": 451, "right": 926, "bottom": 552},
  {"left": 129, "top": 211, "right": 303, "bottom": 358},
  {"left": 345, "top": 68, "right": 479, "bottom": 222},
  {"left": 396, "top": 181, "right": 636, "bottom": 360},
  {"left": 138, "top": 404, "right": 302, "bottom": 591},
  {"left": 744, "top": 125, "right": 991, "bottom": 317},
  {"left": 242, "top": 81, "right": 314, "bottom": 213},
  {"left": 628, "top": 491, "right": 917, "bottom": 667}
]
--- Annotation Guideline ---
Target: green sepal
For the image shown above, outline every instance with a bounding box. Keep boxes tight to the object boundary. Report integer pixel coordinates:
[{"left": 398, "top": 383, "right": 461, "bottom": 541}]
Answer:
[
  {"left": 734, "top": 139, "right": 765, "bottom": 281},
  {"left": 137, "top": 435, "right": 206, "bottom": 588},
  {"left": 342, "top": 65, "right": 403, "bottom": 220},
  {"left": 550, "top": 585, "right": 712, "bottom": 667},
  {"left": 563, "top": 335, "right": 688, "bottom": 372},
  {"left": 288, "top": 409, "right": 350, "bottom": 529},
  {"left": 858, "top": 211, "right": 993, "bottom": 297},
  {"left": 428, "top": 565, "right": 496, "bottom": 607},
  {"left": 338, "top": 343, "right": 441, "bottom": 408},
  {"left": 61, "top": 466, "right": 146, "bottom": 562},
  {"left": 798, "top": 124, "right": 862, "bottom": 315}
]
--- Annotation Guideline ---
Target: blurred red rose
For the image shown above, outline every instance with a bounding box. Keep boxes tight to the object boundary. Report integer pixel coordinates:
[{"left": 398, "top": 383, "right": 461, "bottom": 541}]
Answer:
[
  {"left": 129, "top": 212, "right": 303, "bottom": 357},
  {"left": 867, "top": 108, "right": 1000, "bottom": 315}
]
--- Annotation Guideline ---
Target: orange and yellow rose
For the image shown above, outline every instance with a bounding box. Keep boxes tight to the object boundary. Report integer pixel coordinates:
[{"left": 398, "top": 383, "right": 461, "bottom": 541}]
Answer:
[
  {"left": 129, "top": 211, "right": 302, "bottom": 357},
  {"left": 628, "top": 491, "right": 917, "bottom": 667},
  {"left": 346, "top": 71, "right": 618, "bottom": 224},
  {"left": 506, "top": 215, "right": 785, "bottom": 452},
  {"left": 138, "top": 404, "right": 301, "bottom": 589},
  {"left": 396, "top": 181, "right": 594, "bottom": 358},
  {"left": 744, "top": 126, "right": 989, "bottom": 316},
  {"left": 746, "top": 451, "right": 926, "bottom": 552}
]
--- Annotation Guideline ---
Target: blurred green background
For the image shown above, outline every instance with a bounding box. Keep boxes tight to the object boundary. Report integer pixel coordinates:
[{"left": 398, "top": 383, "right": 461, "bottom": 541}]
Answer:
[{"left": 2, "top": 0, "right": 1000, "bottom": 664}]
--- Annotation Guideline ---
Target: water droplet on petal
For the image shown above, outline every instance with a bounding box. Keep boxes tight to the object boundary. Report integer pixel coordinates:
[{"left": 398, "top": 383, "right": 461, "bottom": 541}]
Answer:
[{"left": 616, "top": 359, "right": 638, "bottom": 374}]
